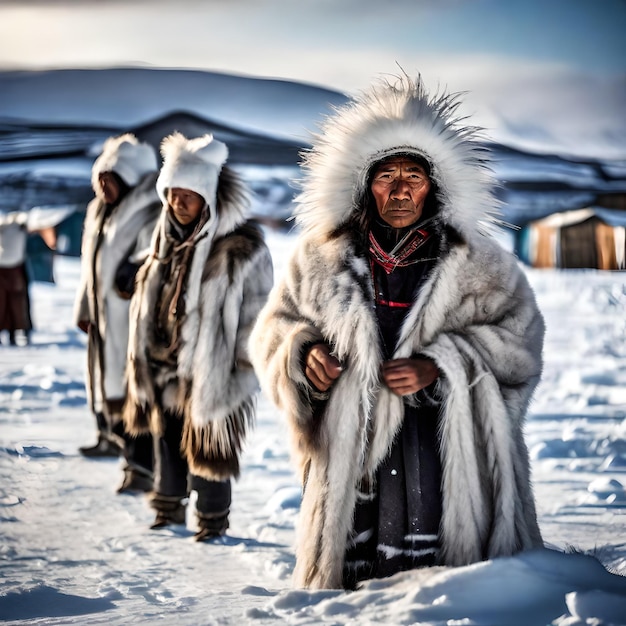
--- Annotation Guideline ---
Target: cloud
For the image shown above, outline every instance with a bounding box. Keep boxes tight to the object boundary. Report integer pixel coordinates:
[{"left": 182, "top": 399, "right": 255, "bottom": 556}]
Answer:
[{"left": 1, "top": 1, "right": 624, "bottom": 160}]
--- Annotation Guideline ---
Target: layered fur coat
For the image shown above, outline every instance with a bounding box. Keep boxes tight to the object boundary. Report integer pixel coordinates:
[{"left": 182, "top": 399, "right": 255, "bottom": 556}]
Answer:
[
  {"left": 249, "top": 76, "right": 545, "bottom": 589},
  {"left": 74, "top": 172, "right": 160, "bottom": 407},
  {"left": 124, "top": 168, "right": 273, "bottom": 481}
]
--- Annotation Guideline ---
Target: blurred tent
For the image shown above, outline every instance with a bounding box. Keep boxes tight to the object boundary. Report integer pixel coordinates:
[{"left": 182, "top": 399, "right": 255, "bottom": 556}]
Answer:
[
  {"left": 26, "top": 208, "right": 84, "bottom": 282},
  {"left": 517, "top": 201, "right": 626, "bottom": 270}
]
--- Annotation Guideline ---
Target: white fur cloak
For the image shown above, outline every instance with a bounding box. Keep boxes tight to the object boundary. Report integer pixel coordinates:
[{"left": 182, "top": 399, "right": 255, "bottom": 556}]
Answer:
[
  {"left": 124, "top": 168, "right": 274, "bottom": 480},
  {"left": 74, "top": 172, "right": 161, "bottom": 406},
  {"left": 249, "top": 75, "right": 545, "bottom": 589}
]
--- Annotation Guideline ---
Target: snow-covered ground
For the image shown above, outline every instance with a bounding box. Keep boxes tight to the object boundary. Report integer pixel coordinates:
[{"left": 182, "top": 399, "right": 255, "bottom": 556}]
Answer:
[{"left": 1, "top": 227, "right": 626, "bottom": 625}]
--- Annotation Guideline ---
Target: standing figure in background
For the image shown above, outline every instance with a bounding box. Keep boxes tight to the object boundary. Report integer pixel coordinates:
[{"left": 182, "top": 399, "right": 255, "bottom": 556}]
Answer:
[
  {"left": 0, "top": 206, "right": 64, "bottom": 346},
  {"left": 123, "top": 133, "right": 273, "bottom": 539},
  {"left": 250, "top": 74, "right": 545, "bottom": 589},
  {"left": 74, "top": 133, "right": 161, "bottom": 495},
  {"left": 0, "top": 211, "right": 33, "bottom": 346}
]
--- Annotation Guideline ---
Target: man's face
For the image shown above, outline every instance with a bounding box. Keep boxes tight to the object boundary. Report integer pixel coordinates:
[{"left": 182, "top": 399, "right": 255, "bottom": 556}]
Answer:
[
  {"left": 98, "top": 172, "right": 121, "bottom": 205},
  {"left": 167, "top": 187, "right": 205, "bottom": 225},
  {"left": 370, "top": 157, "right": 431, "bottom": 228}
]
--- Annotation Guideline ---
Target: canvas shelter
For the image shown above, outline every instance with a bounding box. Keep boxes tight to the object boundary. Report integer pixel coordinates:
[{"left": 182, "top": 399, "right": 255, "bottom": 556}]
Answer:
[{"left": 518, "top": 207, "right": 626, "bottom": 270}]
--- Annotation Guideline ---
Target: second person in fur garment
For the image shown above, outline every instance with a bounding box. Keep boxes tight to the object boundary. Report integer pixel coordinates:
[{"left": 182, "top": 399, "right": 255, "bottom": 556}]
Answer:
[
  {"left": 249, "top": 74, "right": 545, "bottom": 589},
  {"left": 74, "top": 133, "right": 160, "bottom": 492},
  {"left": 123, "top": 133, "right": 273, "bottom": 539}
]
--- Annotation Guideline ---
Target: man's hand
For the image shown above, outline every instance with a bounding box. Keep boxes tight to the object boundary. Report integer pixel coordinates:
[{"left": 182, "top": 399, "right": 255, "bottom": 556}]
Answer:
[
  {"left": 305, "top": 343, "right": 343, "bottom": 392},
  {"left": 381, "top": 357, "right": 439, "bottom": 396},
  {"left": 77, "top": 320, "right": 90, "bottom": 334}
]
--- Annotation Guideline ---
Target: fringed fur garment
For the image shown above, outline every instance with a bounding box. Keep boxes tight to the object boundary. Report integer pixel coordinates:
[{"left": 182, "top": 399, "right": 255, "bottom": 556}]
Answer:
[
  {"left": 249, "top": 75, "right": 545, "bottom": 589},
  {"left": 74, "top": 172, "right": 161, "bottom": 405},
  {"left": 125, "top": 167, "right": 274, "bottom": 481}
]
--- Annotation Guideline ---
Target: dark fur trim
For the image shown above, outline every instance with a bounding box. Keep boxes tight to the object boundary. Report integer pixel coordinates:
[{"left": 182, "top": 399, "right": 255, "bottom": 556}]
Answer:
[
  {"left": 122, "top": 400, "right": 151, "bottom": 437},
  {"left": 182, "top": 399, "right": 256, "bottom": 481},
  {"left": 122, "top": 401, "right": 166, "bottom": 438},
  {"left": 216, "top": 165, "right": 249, "bottom": 216},
  {"left": 202, "top": 220, "right": 265, "bottom": 283}
]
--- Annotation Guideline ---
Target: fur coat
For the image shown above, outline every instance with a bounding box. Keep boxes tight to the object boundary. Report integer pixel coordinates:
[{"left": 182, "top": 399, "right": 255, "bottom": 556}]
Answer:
[
  {"left": 74, "top": 172, "right": 161, "bottom": 406},
  {"left": 124, "top": 168, "right": 273, "bottom": 481},
  {"left": 249, "top": 75, "right": 545, "bottom": 589}
]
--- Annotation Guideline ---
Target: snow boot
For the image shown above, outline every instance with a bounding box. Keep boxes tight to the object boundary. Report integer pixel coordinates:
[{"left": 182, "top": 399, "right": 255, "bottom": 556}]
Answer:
[
  {"left": 194, "top": 509, "right": 229, "bottom": 542},
  {"left": 79, "top": 434, "right": 123, "bottom": 458},
  {"left": 117, "top": 465, "right": 153, "bottom": 494},
  {"left": 149, "top": 493, "right": 187, "bottom": 529}
]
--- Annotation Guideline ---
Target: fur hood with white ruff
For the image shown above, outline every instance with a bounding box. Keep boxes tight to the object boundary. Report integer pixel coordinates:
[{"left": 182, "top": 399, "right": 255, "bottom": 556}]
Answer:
[{"left": 294, "top": 73, "right": 501, "bottom": 240}]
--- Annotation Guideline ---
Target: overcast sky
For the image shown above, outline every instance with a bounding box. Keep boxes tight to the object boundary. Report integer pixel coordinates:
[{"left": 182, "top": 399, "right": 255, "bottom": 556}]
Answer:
[
  {"left": 1, "top": 0, "right": 625, "bottom": 158},
  {"left": 1, "top": 0, "right": 623, "bottom": 91}
]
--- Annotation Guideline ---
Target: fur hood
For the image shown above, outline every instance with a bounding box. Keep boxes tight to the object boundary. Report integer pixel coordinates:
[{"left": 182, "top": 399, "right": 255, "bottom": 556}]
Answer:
[
  {"left": 151, "top": 162, "right": 251, "bottom": 253},
  {"left": 294, "top": 74, "right": 501, "bottom": 240},
  {"left": 91, "top": 133, "right": 158, "bottom": 197},
  {"left": 156, "top": 133, "right": 229, "bottom": 214}
]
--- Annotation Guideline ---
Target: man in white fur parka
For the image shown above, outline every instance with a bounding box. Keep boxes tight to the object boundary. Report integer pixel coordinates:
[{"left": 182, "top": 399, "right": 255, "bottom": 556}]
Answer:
[
  {"left": 249, "top": 74, "right": 545, "bottom": 589},
  {"left": 123, "top": 133, "right": 273, "bottom": 539},
  {"left": 74, "top": 133, "right": 160, "bottom": 492}
]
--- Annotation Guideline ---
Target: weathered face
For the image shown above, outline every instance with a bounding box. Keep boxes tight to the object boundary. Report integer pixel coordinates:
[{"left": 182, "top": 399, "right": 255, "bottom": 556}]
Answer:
[
  {"left": 370, "top": 157, "right": 432, "bottom": 228},
  {"left": 98, "top": 172, "right": 121, "bottom": 205},
  {"left": 167, "top": 187, "right": 205, "bottom": 225}
]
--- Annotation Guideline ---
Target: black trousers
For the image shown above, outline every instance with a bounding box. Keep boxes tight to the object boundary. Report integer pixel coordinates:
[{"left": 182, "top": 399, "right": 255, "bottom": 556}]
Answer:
[
  {"left": 153, "top": 411, "right": 231, "bottom": 515},
  {"left": 109, "top": 401, "right": 153, "bottom": 473},
  {"left": 343, "top": 401, "right": 442, "bottom": 588}
]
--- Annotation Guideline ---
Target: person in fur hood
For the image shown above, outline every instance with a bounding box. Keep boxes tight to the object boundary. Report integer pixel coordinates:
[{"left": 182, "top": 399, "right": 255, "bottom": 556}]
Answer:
[
  {"left": 123, "top": 132, "right": 273, "bottom": 540},
  {"left": 74, "top": 133, "right": 160, "bottom": 493},
  {"left": 249, "top": 74, "right": 545, "bottom": 589}
]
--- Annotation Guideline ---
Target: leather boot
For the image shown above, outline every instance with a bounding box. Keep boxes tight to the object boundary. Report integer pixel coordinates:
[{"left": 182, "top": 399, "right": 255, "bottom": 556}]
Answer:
[
  {"left": 194, "top": 509, "right": 229, "bottom": 542},
  {"left": 79, "top": 434, "right": 123, "bottom": 457},
  {"left": 148, "top": 493, "right": 187, "bottom": 529},
  {"left": 117, "top": 465, "right": 153, "bottom": 494}
]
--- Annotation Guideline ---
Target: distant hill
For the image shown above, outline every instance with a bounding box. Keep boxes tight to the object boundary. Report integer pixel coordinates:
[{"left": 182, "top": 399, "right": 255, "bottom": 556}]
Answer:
[
  {"left": 0, "top": 67, "right": 349, "bottom": 143},
  {"left": 1, "top": 67, "right": 625, "bottom": 229},
  {"left": 132, "top": 111, "right": 303, "bottom": 165},
  {"left": 0, "top": 67, "right": 351, "bottom": 218},
  {"left": 0, "top": 110, "right": 305, "bottom": 167}
]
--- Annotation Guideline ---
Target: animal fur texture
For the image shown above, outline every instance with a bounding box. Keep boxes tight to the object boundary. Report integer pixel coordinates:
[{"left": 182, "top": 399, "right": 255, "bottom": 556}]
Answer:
[
  {"left": 124, "top": 166, "right": 273, "bottom": 481},
  {"left": 74, "top": 171, "right": 161, "bottom": 406},
  {"left": 249, "top": 74, "right": 545, "bottom": 589}
]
